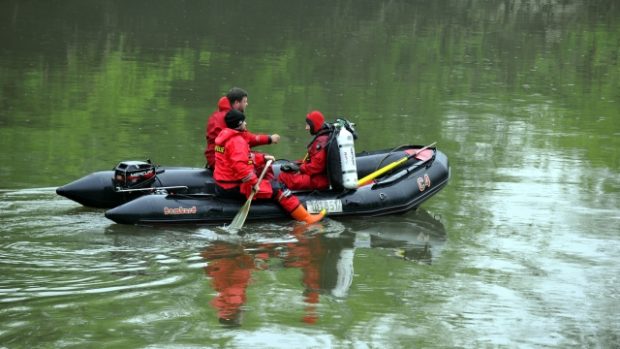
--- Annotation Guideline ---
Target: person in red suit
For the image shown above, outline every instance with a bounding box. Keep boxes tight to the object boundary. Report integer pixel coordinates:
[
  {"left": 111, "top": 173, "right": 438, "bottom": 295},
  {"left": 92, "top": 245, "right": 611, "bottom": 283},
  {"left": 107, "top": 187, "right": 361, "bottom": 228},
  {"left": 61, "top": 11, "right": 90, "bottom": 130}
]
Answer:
[
  {"left": 214, "top": 109, "right": 326, "bottom": 224},
  {"left": 204, "top": 87, "right": 280, "bottom": 170},
  {"left": 278, "top": 111, "right": 332, "bottom": 191}
]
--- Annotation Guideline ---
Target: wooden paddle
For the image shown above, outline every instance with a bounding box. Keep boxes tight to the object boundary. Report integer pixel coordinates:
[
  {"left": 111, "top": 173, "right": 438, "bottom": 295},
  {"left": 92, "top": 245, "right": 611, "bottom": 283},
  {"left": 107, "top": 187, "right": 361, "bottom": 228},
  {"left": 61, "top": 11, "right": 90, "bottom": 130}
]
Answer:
[
  {"left": 357, "top": 142, "right": 436, "bottom": 187},
  {"left": 226, "top": 159, "right": 274, "bottom": 233}
]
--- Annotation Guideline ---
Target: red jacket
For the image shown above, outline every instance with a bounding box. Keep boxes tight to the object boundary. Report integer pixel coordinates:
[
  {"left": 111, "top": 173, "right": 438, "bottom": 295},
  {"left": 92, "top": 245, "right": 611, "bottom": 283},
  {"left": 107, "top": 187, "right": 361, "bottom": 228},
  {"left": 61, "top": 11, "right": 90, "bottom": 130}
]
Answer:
[
  {"left": 278, "top": 132, "right": 330, "bottom": 190},
  {"left": 214, "top": 128, "right": 256, "bottom": 189},
  {"left": 214, "top": 128, "right": 275, "bottom": 199},
  {"left": 204, "top": 97, "right": 271, "bottom": 169}
]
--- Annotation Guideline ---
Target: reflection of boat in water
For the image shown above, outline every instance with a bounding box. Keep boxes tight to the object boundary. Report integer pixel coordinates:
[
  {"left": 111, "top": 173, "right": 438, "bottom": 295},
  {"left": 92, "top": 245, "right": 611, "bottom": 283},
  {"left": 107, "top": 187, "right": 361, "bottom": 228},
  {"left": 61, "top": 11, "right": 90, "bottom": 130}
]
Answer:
[
  {"left": 198, "top": 211, "right": 446, "bottom": 326},
  {"left": 345, "top": 208, "right": 447, "bottom": 264},
  {"left": 200, "top": 224, "right": 355, "bottom": 326}
]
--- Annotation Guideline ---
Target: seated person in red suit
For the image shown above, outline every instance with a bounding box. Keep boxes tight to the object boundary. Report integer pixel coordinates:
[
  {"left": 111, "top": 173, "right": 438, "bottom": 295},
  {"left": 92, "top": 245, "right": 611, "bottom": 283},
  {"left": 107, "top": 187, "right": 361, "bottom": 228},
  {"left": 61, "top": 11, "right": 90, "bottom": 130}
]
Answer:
[
  {"left": 278, "top": 111, "right": 331, "bottom": 191},
  {"left": 214, "top": 109, "right": 326, "bottom": 224}
]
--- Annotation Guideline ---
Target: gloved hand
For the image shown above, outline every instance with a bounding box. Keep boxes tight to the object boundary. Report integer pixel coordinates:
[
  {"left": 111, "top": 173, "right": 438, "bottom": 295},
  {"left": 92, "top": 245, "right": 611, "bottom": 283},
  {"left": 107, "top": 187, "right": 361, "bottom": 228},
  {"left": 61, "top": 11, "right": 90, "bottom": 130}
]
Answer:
[
  {"left": 280, "top": 162, "right": 300, "bottom": 172},
  {"left": 240, "top": 175, "right": 259, "bottom": 196}
]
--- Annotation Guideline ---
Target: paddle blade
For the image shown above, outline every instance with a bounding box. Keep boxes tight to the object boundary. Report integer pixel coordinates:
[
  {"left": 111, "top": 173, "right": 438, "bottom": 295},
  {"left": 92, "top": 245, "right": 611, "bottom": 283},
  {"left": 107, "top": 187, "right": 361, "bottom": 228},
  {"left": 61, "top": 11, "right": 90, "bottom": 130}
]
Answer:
[
  {"left": 226, "top": 198, "right": 252, "bottom": 233},
  {"left": 225, "top": 159, "right": 273, "bottom": 233},
  {"left": 356, "top": 142, "right": 437, "bottom": 187}
]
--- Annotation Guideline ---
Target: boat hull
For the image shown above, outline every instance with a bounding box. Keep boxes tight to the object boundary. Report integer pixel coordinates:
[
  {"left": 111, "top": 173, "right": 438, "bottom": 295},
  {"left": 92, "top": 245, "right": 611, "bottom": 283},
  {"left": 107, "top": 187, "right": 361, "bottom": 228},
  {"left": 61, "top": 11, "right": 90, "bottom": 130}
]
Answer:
[
  {"left": 56, "top": 167, "right": 213, "bottom": 208},
  {"left": 105, "top": 149, "right": 450, "bottom": 225}
]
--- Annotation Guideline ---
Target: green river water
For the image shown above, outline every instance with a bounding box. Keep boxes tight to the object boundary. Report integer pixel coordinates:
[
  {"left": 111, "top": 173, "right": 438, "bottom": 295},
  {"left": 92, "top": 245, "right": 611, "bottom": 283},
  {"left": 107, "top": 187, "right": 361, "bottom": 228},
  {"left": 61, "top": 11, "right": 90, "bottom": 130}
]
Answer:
[{"left": 1, "top": 1, "right": 619, "bottom": 348}]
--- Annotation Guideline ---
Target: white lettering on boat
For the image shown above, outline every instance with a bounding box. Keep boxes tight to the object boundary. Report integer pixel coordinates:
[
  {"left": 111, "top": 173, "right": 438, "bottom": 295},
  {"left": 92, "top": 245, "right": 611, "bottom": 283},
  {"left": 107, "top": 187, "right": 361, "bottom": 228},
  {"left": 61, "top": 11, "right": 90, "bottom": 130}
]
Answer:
[
  {"left": 163, "top": 206, "right": 197, "bottom": 215},
  {"left": 306, "top": 199, "right": 343, "bottom": 214},
  {"left": 417, "top": 174, "right": 431, "bottom": 192}
]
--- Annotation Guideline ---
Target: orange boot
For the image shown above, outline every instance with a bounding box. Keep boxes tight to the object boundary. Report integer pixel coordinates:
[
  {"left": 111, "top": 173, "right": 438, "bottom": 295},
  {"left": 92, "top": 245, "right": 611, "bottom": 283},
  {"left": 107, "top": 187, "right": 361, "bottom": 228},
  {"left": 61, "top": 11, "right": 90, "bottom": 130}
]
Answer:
[{"left": 290, "top": 205, "right": 327, "bottom": 224}]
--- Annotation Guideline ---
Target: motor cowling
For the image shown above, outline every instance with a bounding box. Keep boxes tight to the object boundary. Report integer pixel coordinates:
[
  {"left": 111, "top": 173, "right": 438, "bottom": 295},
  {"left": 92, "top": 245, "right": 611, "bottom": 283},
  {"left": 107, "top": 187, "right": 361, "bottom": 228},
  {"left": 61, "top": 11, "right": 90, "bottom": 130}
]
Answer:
[{"left": 113, "top": 160, "right": 156, "bottom": 190}]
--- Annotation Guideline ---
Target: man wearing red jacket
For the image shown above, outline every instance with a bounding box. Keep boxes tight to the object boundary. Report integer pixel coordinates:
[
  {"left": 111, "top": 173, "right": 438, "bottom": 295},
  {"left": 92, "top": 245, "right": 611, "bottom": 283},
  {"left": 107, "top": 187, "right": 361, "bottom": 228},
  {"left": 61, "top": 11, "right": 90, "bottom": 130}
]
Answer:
[
  {"left": 278, "top": 110, "right": 332, "bottom": 191},
  {"left": 214, "top": 110, "right": 326, "bottom": 224},
  {"left": 204, "top": 87, "right": 280, "bottom": 170}
]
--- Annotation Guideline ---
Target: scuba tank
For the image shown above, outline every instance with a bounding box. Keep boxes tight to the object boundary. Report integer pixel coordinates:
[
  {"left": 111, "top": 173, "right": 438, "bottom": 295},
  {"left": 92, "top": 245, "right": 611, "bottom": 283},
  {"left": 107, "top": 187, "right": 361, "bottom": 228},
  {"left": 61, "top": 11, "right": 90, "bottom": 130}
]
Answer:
[
  {"left": 326, "top": 118, "right": 358, "bottom": 190},
  {"left": 336, "top": 122, "right": 358, "bottom": 189}
]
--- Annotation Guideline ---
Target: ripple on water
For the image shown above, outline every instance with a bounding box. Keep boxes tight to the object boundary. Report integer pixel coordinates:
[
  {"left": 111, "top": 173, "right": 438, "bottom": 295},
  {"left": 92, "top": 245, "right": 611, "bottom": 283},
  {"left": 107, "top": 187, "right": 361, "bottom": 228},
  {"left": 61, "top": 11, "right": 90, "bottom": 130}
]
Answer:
[{"left": 1, "top": 190, "right": 199, "bottom": 304}]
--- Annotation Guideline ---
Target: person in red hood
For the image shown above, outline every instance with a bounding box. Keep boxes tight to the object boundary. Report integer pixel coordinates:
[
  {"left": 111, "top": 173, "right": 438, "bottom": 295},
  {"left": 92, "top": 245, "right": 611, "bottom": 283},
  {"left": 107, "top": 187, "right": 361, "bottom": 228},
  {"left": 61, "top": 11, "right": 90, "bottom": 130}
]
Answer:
[
  {"left": 214, "top": 109, "right": 326, "bottom": 224},
  {"left": 278, "top": 110, "right": 332, "bottom": 191},
  {"left": 204, "top": 87, "right": 280, "bottom": 170}
]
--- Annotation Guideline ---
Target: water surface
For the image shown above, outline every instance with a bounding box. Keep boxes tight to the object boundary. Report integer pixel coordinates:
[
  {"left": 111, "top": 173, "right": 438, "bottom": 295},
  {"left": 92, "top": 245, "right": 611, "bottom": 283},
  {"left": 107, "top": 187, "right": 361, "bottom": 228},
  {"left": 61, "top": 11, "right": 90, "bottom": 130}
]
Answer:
[{"left": 1, "top": 1, "right": 619, "bottom": 348}]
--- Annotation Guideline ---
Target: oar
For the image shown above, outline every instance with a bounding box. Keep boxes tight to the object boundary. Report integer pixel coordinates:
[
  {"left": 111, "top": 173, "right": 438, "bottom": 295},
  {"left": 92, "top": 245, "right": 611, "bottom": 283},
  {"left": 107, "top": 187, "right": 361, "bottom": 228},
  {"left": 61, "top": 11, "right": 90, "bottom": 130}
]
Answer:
[
  {"left": 226, "top": 159, "right": 274, "bottom": 233},
  {"left": 357, "top": 142, "right": 436, "bottom": 187}
]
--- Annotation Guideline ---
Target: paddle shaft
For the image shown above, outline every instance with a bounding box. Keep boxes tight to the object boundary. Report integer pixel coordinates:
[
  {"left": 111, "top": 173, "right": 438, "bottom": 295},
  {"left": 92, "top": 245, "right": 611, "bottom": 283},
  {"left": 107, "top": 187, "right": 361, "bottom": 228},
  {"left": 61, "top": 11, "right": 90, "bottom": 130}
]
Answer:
[
  {"left": 251, "top": 159, "right": 274, "bottom": 196},
  {"left": 357, "top": 142, "right": 436, "bottom": 187},
  {"left": 227, "top": 159, "right": 274, "bottom": 232}
]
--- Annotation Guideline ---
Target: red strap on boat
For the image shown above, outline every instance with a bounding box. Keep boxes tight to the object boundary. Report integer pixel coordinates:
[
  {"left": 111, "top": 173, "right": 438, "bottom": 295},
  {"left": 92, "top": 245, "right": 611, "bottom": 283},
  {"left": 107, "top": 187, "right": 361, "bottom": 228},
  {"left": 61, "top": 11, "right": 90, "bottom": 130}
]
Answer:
[{"left": 405, "top": 148, "right": 433, "bottom": 161}]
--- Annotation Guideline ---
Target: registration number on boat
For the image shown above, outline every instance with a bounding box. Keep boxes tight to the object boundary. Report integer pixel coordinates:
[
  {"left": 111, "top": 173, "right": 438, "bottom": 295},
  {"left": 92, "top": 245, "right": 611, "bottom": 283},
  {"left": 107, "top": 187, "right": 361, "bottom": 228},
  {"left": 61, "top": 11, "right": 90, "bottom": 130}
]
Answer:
[{"left": 306, "top": 199, "right": 343, "bottom": 214}]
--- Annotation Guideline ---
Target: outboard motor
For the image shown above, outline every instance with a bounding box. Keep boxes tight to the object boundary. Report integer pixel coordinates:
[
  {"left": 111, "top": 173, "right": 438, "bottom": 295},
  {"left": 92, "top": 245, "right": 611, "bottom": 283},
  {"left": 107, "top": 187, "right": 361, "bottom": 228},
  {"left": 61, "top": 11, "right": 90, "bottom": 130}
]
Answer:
[{"left": 113, "top": 160, "right": 157, "bottom": 190}]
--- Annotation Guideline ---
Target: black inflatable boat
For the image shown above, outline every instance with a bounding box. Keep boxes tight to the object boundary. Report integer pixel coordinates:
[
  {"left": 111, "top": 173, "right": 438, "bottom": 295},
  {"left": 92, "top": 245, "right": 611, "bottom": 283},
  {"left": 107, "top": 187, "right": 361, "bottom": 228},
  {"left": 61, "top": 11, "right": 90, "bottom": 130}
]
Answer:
[
  {"left": 100, "top": 145, "right": 450, "bottom": 225},
  {"left": 56, "top": 162, "right": 213, "bottom": 209}
]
